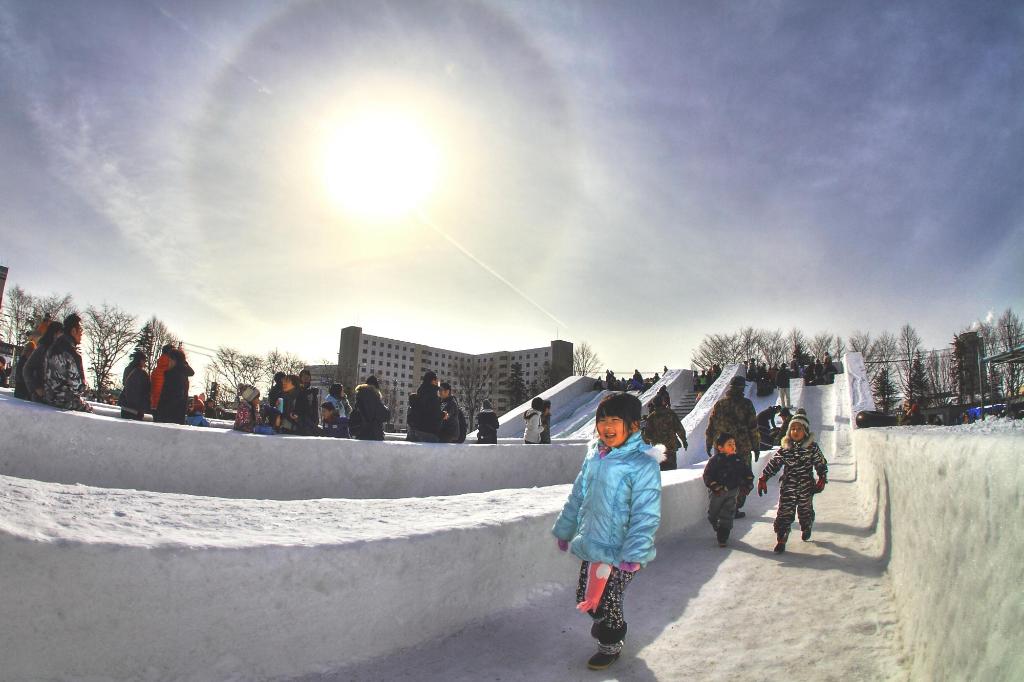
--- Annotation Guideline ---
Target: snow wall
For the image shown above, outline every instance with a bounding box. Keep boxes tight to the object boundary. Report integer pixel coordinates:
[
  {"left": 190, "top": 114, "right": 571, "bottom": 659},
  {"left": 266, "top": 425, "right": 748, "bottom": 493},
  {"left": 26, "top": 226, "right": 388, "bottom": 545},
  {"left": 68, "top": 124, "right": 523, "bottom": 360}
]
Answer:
[
  {"left": 853, "top": 425, "right": 1024, "bottom": 682},
  {"left": 0, "top": 392, "right": 588, "bottom": 500},
  {"left": 0, "top": 463, "right": 731, "bottom": 681}
]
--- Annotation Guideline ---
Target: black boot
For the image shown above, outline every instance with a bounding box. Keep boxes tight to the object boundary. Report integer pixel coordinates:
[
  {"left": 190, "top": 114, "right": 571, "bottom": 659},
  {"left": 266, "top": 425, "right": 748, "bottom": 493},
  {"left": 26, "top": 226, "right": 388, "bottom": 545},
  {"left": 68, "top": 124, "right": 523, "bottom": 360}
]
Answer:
[
  {"left": 733, "top": 510, "right": 746, "bottom": 519},
  {"left": 801, "top": 527, "right": 812, "bottom": 541},
  {"left": 774, "top": 532, "right": 789, "bottom": 554},
  {"left": 587, "top": 650, "right": 620, "bottom": 670},
  {"left": 716, "top": 526, "right": 730, "bottom": 547}
]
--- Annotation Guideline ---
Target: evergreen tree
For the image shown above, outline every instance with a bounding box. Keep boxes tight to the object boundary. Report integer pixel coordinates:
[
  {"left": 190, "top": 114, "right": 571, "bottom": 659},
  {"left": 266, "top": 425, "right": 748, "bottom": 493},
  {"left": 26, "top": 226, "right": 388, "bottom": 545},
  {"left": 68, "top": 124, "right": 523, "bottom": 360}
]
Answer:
[
  {"left": 540, "top": 360, "right": 555, "bottom": 391},
  {"left": 872, "top": 365, "right": 898, "bottom": 413},
  {"left": 791, "top": 340, "right": 811, "bottom": 368},
  {"left": 907, "top": 351, "right": 929, "bottom": 405},
  {"left": 133, "top": 321, "right": 155, "bottom": 370},
  {"left": 509, "top": 362, "right": 528, "bottom": 408}
]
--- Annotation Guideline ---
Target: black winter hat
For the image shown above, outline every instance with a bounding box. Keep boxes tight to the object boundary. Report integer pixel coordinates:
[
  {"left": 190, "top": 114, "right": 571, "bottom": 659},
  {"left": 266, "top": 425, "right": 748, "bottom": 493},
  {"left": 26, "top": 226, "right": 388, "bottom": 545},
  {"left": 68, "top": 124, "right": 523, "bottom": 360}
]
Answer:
[
  {"left": 366, "top": 375, "right": 379, "bottom": 387},
  {"left": 422, "top": 370, "right": 437, "bottom": 383},
  {"left": 63, "top": 313, "right": 82, "bottom": 331},
  {"left": 730, "top": 375, "right": 746, "bottom": 388}
]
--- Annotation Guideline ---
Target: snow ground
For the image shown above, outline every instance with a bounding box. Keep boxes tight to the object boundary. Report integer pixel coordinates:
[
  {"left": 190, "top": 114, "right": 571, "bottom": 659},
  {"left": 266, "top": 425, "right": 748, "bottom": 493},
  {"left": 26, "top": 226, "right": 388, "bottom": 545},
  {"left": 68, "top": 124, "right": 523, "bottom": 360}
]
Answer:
[{"left": 302, "top": 387, "right": 906, "bottom": 682}]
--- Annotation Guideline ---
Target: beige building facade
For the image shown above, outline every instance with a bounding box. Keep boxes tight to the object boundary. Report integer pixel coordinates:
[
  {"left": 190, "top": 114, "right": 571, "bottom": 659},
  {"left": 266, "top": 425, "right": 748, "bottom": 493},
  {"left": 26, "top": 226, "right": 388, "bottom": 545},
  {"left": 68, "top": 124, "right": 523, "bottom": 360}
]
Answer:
[{"left": 337, "top": 326, "right": 573, "bottom": 418}]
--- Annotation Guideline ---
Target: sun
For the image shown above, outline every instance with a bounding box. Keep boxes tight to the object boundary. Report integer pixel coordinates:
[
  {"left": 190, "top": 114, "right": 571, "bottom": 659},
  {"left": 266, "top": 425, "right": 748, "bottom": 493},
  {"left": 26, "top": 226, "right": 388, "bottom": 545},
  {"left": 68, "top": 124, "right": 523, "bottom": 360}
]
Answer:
[{"left": 322, "top": 110, "right": 443, "bottom": 220}]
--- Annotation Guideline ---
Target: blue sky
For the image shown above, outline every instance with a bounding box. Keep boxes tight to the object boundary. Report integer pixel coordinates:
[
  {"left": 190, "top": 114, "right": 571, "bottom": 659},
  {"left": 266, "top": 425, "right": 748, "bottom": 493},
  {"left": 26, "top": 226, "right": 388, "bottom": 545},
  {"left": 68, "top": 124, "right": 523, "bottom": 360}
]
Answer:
[{"left": 1, "top": 0, "right": 1021, "bottom": 376}]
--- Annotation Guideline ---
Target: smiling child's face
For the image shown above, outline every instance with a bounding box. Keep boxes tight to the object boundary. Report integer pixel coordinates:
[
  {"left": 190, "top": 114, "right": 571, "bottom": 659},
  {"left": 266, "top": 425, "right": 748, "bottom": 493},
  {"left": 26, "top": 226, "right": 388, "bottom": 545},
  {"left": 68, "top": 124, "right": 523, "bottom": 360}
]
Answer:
[
  {"left": 720, "top": 438, "right": 737, "bottom": 455},
  {"left": 597, "top": 416, "right": 637, "bottom": 449}
]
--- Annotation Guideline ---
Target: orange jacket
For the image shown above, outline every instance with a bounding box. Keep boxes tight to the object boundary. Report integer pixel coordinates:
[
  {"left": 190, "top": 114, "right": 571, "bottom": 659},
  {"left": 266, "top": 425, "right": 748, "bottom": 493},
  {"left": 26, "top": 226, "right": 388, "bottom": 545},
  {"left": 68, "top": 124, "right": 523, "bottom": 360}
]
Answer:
[{"left": 150, "top": 354, "right": 170, "bottom": 410}]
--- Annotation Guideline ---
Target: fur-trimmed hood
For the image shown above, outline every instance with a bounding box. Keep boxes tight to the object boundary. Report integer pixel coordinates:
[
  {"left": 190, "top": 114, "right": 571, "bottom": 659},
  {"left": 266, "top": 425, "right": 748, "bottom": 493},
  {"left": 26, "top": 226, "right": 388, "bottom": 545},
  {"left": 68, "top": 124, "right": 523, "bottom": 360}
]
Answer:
[
  {"left": 588, "top": 432, "right": 667, "bottom": 464},
  {"left": 781, "top": 432, "right": 816, "bottom": 449}
]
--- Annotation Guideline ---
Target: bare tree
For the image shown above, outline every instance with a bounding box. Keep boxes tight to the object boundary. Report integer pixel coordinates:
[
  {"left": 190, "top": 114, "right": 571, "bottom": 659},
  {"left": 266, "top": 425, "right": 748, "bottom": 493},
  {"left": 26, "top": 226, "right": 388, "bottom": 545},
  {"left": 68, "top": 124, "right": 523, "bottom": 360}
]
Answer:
[
  {"left": 736, "top": 327, "right": 761, "bottom": 362},
  {"left": 572, "top": 341, "right": 602, "bottom": 377},
  {"left": 31, "top": 292, "right": 76, "bottom": 325},
  {"left": 758, "top": 329, "right": 787, "bottom": 367},
  {"left": 0, "top": 285, "right": 36, "bottom": 346},
  {"left": 82, "top": 303, "right": 137, "bottom": 399},
  {"left": 809, "top": 332, "right": 836, "bottom": 361},
  {"left": 925, "top": 349, "right": 955, "bottom": 405},
  {"left": 454, "top": 359, "right": 492, "bottom": 429},
  {"left": 209, "top": 347, "right": 267, "bottom": 395},
  {"left": 692, "top": 332, "right": 740, "bottom": 370},
  {"left": 896, "top": 324, "right": 923, "bottom": 394},
  {"left": 994, "top": 307, "right": 1023, "bottom": 400},
  {"left": 830, "top": 335, "right": 847, "bottom": 359},
  {"left": 848, "top": 330, "right": 873, "bottom": 361}
]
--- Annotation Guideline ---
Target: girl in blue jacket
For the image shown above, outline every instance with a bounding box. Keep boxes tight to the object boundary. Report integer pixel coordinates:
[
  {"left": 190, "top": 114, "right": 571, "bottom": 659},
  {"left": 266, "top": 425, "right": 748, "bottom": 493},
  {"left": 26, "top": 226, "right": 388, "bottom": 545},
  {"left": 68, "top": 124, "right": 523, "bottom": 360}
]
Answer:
[{"left": 552, "top": 392, "right": 664, "bottom": 670}]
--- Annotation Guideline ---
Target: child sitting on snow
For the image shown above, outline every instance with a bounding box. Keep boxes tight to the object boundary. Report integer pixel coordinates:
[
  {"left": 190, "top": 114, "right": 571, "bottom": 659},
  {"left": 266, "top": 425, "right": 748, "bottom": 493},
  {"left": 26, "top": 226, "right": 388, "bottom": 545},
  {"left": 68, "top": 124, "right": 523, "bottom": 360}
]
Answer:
[
  {"left": 757, "top": 412, "right": 828, "bottom": 553},
  {"left": 185, "top": 395, "right": 211, "bottom": 427},
  {"left": 703, "top": 432, "right": 754, "bottom": 547},
  {"left": 552, "top": 392, "right": 663, "bottom": 671},
  {"left": 233, "top": 385, "right": 261, "bottom": 432},
  {"left": 319, "top": 401, "right": 350, "bottom": 438}
]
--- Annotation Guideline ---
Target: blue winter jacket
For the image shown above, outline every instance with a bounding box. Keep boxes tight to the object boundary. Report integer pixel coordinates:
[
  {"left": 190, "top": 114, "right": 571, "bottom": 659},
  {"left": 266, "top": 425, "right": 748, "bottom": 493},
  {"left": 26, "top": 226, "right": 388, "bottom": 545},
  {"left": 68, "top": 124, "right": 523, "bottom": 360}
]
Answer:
[{"left": 552, "top": 431, "right": 664, "bottom": 567}]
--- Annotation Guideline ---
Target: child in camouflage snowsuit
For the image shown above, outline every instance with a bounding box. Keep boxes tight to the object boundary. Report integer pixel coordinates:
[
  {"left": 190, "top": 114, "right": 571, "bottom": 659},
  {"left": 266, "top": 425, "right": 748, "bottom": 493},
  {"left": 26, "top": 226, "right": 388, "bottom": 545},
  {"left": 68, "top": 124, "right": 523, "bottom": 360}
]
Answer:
[{"left": 757, "top": 412, "right": 828, "bottom": 553}]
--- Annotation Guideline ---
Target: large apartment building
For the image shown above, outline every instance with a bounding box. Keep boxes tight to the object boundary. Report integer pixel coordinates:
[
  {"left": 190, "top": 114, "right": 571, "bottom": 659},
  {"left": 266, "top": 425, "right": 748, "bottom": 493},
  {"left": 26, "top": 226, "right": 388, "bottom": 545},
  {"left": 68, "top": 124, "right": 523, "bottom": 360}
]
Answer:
[{"left": 337, "top": 326, "right": 573, "bottom": 417}]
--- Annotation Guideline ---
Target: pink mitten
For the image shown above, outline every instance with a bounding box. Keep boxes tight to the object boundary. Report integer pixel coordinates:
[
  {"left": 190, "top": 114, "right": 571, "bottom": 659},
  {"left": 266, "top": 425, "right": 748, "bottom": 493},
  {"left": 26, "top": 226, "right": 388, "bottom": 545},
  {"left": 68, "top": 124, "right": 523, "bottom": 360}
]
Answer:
[
  {"left": 618, "top": 561, "right": 641, "bottom": 573},
  {"left": 557, "top": 538, "right": 569, "bottom": 552},
  {"left": 576, "top": 562, "right": 612, "bottom": 613}
]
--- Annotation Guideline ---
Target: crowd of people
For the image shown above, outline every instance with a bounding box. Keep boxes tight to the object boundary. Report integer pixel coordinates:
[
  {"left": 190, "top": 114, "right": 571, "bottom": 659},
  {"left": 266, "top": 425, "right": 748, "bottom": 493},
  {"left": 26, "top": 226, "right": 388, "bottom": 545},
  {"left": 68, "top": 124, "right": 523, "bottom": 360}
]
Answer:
[{"left": 602, "top": 367, "right": 667, "bottom": 393}]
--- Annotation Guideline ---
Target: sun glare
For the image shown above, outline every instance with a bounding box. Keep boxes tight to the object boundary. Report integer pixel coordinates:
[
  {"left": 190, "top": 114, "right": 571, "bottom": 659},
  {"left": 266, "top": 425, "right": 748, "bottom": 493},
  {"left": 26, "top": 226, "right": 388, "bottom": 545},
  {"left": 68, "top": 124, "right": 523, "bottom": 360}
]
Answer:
[{"left": 322, "top": 110, "right": 443, "bottom": 220}]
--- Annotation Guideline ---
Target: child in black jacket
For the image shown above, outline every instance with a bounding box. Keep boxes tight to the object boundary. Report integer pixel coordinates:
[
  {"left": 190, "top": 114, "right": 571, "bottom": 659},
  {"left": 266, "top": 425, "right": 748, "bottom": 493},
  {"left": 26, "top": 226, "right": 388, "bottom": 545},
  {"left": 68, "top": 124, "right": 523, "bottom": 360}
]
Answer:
[{"left": 703, "top": 432, "right": 754, "bottom": 546}]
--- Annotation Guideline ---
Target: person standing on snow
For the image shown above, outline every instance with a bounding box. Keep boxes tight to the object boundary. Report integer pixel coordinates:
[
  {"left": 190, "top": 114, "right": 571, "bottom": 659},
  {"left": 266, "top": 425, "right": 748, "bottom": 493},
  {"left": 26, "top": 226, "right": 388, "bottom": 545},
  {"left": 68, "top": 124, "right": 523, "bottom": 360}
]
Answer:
[
  {"left": 540, "top": 399, "right": 553, "bottom": 444},
  {"left": 294, "top": 369, "right": 321, "bottom": 436},
  {"left": 25, "top": 320, "right": 62, "bottom": 402},
  {"left": 523, "top": 396, "right": 544, "bottom": 444},
  {"left": 475, "top": 399, "right": 499, "bottom": 444},
  {"left": 350, "top": 375, "right": 390, "bottom": 441},
  {"left": 642, "top": 392, "right": 688, "bottom": 471},
  {"left": 407, "top": 370, "right": 442, "bottom": 442},
  {"left": 552, "top": 392, "right": 663, "bottom": 671},
  {"left": 757, "top": 412, "right": 828, "bottom": 553},
  {"left": 438, "top": 381, "right": 467, "bottom": 443},
  {"left": 44, "top": 314, "right": 92, "bottom": 412},
  {"left": 703, "top": 432, "right": 754, "bottom": 547},
  {"left": 775, "top": 362, "right": 792, "bottom": 409},
  {"left": 154, "top": 348, "right": 194, "bottom": 424},
  {"left": 119, "top": 351, "right": 151, "bottom": 420},
  {"left": 705, "top": 375, "right": 759, "bottom": 518}
]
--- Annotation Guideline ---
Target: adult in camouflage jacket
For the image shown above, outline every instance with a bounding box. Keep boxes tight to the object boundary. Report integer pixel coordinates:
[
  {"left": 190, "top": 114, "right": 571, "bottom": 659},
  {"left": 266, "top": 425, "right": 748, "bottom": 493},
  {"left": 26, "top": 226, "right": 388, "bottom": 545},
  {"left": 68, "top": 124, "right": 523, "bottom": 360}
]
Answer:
[
  {"left": 43, "top": 314, "right": 92, "bottom": 412},
  {"left": 642, "top": 396, "right": 688, "bottom": 470},
  {"left": 757, "top": 412, "right": 828, "bottom": 552},
  {"left": 705, "top": 376, "right": 758, "bottom": 513}
]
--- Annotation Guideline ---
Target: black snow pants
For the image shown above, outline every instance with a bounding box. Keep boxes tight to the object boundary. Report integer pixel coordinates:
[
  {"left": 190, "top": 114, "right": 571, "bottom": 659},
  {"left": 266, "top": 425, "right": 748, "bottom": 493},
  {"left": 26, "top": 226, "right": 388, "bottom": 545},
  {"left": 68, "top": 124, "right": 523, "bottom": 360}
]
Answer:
[{"left": 576, "top": 561, "right": 635, "bottom": 654}]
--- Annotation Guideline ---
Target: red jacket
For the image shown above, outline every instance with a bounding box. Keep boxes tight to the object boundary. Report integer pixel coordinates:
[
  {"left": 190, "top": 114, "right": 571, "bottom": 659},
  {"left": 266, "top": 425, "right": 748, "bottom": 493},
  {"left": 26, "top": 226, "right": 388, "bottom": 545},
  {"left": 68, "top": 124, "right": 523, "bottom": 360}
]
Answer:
[{"left": 150, "top": 354, "right": 170, "bottom": 410}]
